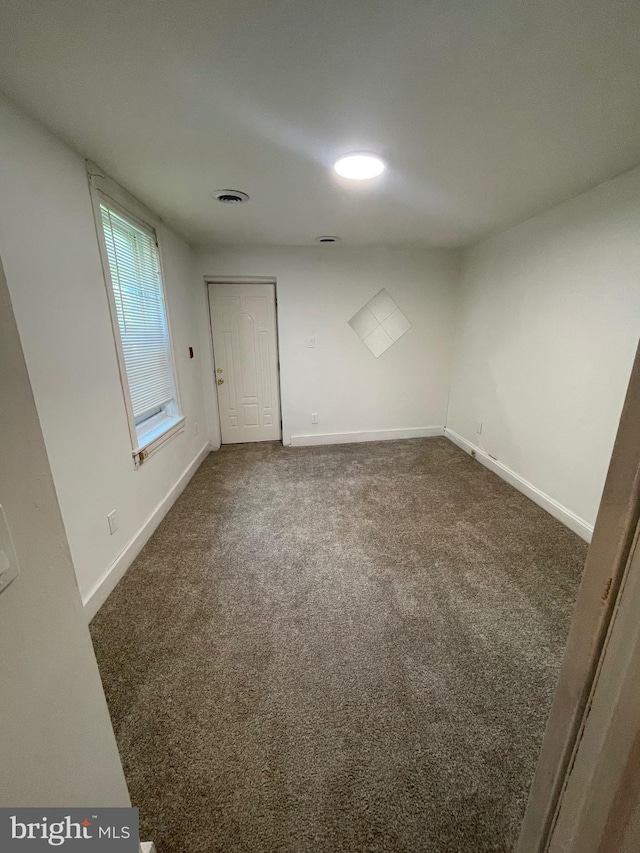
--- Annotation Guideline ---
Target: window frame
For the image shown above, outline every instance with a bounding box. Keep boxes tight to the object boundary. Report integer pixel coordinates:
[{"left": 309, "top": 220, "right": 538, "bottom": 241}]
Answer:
[{"left": 88, "top": 164, "right": 184, "bottom": 465}]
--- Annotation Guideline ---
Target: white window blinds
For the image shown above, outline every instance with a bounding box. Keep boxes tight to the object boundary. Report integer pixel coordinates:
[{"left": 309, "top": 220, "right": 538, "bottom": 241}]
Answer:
[{"left": 99, "top": 202, "right": 175, "bottom": 423}]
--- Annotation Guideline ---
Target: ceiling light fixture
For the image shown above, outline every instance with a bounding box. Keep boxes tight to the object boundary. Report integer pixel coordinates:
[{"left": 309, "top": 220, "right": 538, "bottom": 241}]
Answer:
[
  {"left": 211, "top": 189, "right": 250, "bottom": 204},
  {"left": 334, "top": 153, "right": 385, "bottom": 180}
]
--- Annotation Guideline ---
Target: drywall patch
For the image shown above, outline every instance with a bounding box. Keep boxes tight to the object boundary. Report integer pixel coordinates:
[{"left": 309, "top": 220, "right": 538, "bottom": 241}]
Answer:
[{"left": 348, "top": 289, "right": 411, "bottom": 357}]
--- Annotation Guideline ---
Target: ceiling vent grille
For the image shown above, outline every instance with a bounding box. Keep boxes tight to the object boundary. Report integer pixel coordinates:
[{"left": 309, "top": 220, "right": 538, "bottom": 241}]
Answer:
[{"left": 212, "top": 190, "right": 250, "bottom": 204}]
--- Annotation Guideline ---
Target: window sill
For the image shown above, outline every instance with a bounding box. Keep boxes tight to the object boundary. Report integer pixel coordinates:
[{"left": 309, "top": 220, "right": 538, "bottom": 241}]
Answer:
[{"left": 133, "top": 416, "right": 185, "bottom": 466}]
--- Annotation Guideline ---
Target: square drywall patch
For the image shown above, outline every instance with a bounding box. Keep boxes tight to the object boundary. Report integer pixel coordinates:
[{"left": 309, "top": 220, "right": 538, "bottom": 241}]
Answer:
[{"left": 348, "top": 289, "right": 412, "bottom": 357}]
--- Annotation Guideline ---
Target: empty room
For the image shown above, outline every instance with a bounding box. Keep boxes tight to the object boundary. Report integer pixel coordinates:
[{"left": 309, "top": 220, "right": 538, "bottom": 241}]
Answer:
[{"left": 1, "top": 1, "right": 640, "bottom": 852}]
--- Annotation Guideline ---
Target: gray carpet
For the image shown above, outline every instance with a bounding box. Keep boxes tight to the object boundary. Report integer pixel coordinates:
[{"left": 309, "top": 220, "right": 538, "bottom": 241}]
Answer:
[{"left": 90, "top": 437, "right": 586, "bottom": 853}]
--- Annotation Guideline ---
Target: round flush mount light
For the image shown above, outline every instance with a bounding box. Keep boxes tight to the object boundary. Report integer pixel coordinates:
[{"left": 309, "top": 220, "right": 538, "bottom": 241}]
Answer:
[
  {"left": 334, "top": 153, "right": 385, "bottom": 180},
  {"left": 211, "top": 189, "right": 250, "bottom": 204},
  {"left": 315, "top": 235, "right": 341, "bottom": 243}
]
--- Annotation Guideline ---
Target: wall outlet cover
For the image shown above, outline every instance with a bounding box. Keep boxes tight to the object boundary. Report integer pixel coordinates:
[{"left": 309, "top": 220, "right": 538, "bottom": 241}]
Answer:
[
  {"left": 0, "top": 504, "right": 20, "bottom": 595},
  {"left": 107, "top": 510, "right": 118, "bottom": 535}
]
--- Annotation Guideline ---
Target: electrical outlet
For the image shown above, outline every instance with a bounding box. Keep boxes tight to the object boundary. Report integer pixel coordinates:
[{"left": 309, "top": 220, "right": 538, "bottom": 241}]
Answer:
[
  {"left": 0, "top": 505, "right": 20, "bottom": 596},
  {"left": 476, "top": 421, "right": 483, "bottom": 435},
  {"left": 107, "top": 510, "right": 118, "bottom": 535},
  {"left": 307, "top": 337, "right": 316, "bottom": 349},
  {"left": 311, "top": 413, "right": 319, "bottom": 424}
]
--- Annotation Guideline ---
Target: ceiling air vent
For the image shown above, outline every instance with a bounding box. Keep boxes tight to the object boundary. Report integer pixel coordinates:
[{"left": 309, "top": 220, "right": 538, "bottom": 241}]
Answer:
[
  {"left": 212, "top": 189, "right": 250, "bottom": 204},
  {"left": 315, "top": 235, "right": 340, "bottom": 243}
]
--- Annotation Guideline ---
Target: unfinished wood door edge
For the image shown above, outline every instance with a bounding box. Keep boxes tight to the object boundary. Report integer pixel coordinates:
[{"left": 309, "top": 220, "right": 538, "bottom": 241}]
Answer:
[
  {"left": 516, "top": 340, "right": 640, "bottom": 853},
  {"left": 547, "top": 522, "right": 640, "bottom": 850}
]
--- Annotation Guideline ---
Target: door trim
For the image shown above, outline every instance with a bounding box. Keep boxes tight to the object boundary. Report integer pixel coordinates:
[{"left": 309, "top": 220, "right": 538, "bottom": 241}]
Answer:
[
  {"left": 517, "top": 341, "right": 640, "bottom": 852},
  {"left": 205, "top": 276, "right": 276, "bottom": 285},
  {"left": 548, "top": 525, "right": 640, "bottom": 851},
  {"left": 206, "top": 278, "right": 283, "bottom": 445}
]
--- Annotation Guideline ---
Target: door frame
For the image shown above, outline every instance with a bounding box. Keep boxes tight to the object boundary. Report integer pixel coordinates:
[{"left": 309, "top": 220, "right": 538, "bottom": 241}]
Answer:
[
  {"left": 205, "top": 277, "right": 284, "bottom": 445},
  {"left": 517, "top": 340, "right": 640, "bottom": 852},
  {"left": 548, "top": 526, "right": 640, "bottom": 851}
]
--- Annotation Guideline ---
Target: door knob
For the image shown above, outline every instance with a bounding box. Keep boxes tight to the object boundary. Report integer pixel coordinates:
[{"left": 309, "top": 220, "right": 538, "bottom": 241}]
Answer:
[{"left": 217, "top": 378, "right": 224, "bottom": 385}]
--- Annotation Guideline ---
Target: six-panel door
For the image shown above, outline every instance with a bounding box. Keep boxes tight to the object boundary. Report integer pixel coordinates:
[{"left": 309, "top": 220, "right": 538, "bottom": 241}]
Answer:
[{"left": 208, "top": 282, "right": 281, "bottom": 443}]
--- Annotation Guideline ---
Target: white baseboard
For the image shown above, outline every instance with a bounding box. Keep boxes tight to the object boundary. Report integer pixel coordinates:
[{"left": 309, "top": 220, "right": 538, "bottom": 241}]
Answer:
[
  {"left": 289, "top": 426, "right": 444, "bottom": 447},
  {"left": 84, "top": 443, "right": 212, "bottom": 620},
  {"left": 444, "top": 428, "right": 593, "bottom": 542}
]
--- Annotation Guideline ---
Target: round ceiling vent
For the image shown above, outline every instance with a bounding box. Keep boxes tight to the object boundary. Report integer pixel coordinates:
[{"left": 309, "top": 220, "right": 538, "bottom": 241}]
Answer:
[
  {"left": 315, "top": 235, "right": 341, "bottom": 243},
  {"left": 212, "top": 189, "right": 250, "bottom": 204}
]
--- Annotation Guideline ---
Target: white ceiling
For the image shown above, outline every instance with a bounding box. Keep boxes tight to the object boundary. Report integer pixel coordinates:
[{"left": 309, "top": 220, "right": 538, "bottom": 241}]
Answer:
[{"left": 1, "top": 0, "right": 639, "bottom": 248}]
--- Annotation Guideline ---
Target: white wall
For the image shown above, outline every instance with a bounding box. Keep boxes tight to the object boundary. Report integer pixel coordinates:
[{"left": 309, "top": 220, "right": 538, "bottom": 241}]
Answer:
[
  {"left": 0, "top": 92, "right": 214, "bottom": 612},
  {"left": 0, "top": 256, "right": 130, "bottom": 806},
  {"left": 3, "top": 83, "right": 637, "bottom": 628},
  {"left": 197, "top": 247, "right": 460, "bottom": 445},
  {"left": 448, "top": 165, "right": 640, "bottom": 534}
]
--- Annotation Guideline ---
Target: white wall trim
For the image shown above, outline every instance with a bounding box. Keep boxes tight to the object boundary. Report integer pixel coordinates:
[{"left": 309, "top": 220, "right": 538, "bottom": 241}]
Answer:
[
  {"left": 205, "top": 275, "right": 277, "bottom": 284},
  {"left": 444, "top": 428, "right": 593, "bottom": 542},
  {"left": 83, "top": 443, "right": 212, "bottom": 620},
  {"left": 289, "top": 426, "right": 444, "bottom": 447}
]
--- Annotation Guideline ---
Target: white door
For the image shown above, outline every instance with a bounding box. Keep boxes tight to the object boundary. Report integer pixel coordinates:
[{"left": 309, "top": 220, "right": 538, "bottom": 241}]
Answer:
[
  {"left": 208, "top": 282, "right": 281, "bottom": 443},
  {"left": 548, "top": 535, "right": 640, "bottom": 853}
]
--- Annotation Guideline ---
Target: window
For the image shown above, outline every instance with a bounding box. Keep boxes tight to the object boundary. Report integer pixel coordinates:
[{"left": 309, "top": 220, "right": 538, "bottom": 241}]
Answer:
[{"left": 90, "top": 171, "right": 183, "bottom": 464}]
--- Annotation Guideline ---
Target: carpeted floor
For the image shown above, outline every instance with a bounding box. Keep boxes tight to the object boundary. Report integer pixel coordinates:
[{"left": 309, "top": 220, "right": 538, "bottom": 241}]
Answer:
[{"left": 90, "top": 437, "right": 587, "bottom": 853}]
